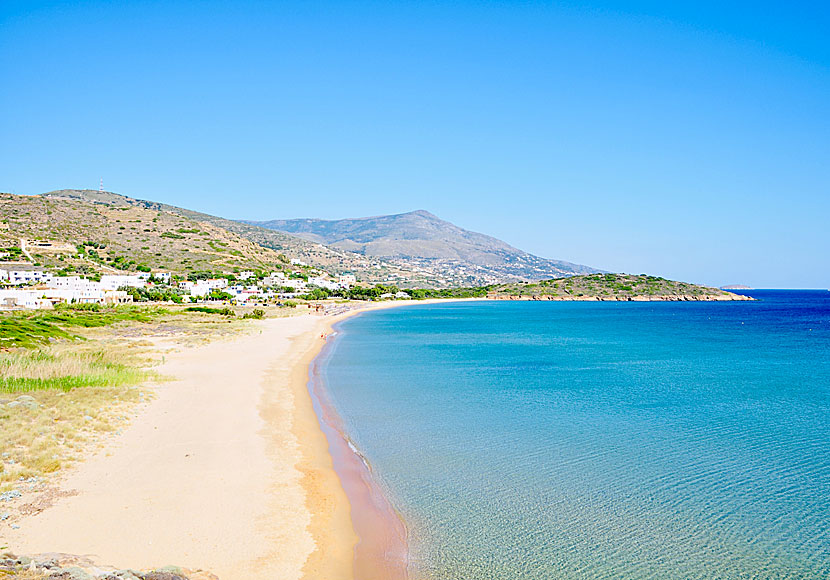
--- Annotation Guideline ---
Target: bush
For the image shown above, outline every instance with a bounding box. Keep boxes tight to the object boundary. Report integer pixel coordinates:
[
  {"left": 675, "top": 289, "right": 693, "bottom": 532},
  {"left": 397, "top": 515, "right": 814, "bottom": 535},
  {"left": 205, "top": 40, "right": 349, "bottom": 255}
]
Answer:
[
  {"left": 243, "top": 309, "right": 265, "bottom": 320},
  {"left": 185, "top": 306, "right": 235, "bottom": 316},
  {"left": 55, "top": 302, "right": 101, "bottom": 312}
]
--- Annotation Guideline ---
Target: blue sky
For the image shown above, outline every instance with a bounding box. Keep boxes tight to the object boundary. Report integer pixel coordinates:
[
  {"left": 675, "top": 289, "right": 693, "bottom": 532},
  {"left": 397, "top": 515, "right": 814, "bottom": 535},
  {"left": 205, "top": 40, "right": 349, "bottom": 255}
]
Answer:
[{"left": 1, "top": 1, "right": 828, "bottom": 288}]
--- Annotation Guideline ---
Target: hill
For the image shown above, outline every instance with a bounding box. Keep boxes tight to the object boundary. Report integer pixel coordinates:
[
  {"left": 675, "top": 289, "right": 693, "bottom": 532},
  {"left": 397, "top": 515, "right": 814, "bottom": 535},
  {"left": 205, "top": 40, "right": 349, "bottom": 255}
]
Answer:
[
  {"left": 484, "top": 274, "right": 753, "bottom": 301},
  {"left": 36, "top": 191, "right": 447, "bottom": 286},
  {"left": 247, "top": 210, "right": 599, "bottom": 285},
  {"left": 0, "top": 192, "right": 303, "bottom": 277}
]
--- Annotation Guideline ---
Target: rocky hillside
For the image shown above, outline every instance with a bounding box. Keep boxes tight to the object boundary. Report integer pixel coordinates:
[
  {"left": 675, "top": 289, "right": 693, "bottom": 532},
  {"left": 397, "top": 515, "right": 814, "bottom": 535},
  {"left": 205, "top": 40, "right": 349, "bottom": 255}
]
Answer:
[
  {"left": 0, "top": 192, "right": 302, "bottom": 277},
  {"left": 37, "top": 191, "right": 443, "bottom": 286},
  {"left": 247, "top": 210, "right": 599, "bottom": 285}
]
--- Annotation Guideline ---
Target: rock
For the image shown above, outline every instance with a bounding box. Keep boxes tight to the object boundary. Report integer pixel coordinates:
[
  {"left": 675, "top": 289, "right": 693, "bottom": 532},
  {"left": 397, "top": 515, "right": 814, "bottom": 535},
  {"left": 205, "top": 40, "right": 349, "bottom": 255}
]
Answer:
[
  {"left": 14, "top": 395, "right": 39, "bottom": 410},
  {"left": 108, "top": 571, "right": 142, "bottom": 580},
  {"left": 140, "top": 572, "right": 189, "bottom": 580},
  {"left": 0, "top": 513, "right": 9, "bottom": 520},
  {"left": 58, "top": 567, "right": 95, "bottom": 580},
  {"left": 0, "top": 490, "right": 22, "bottom": 501}
]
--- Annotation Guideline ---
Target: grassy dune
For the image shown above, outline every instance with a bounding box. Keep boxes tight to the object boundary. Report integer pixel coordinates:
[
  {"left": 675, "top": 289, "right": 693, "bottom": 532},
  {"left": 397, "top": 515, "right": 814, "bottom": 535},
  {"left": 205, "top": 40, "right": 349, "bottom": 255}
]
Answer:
[
  {"left": 0, "top": 348, "right": 149, "bottom": 393},
  {"left": 0, "top": 305, "right": 166, "bottom": 488},
  {"left": 0, "top": 303, "right": 282, "bottom": 489}
]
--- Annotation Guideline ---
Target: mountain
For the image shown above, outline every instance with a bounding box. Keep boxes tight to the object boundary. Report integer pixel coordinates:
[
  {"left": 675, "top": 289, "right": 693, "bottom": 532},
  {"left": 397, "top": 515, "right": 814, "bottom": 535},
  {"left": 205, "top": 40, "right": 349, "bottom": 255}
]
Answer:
[{"left": 246, "top": 210, "right": 599, "bottom": 285}]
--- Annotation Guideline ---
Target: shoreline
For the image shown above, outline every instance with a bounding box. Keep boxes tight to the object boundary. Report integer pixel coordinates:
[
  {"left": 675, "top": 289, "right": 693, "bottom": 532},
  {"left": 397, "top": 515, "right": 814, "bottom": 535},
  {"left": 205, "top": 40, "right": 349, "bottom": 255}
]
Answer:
[
  {"left": 308, "top": 316, "right": 409, "bottom": 580},
  {"left": 8, "top": 313, "right": 339, "bottom": 579},
  {"left": 4, "top": 295, "right": 757, "bottom": 578},
  {"left": 303, "top": 299, "right": 466, "bottom": 579},
  {"left": 4, "top": 299, "right": 461, "bottom": 579}
]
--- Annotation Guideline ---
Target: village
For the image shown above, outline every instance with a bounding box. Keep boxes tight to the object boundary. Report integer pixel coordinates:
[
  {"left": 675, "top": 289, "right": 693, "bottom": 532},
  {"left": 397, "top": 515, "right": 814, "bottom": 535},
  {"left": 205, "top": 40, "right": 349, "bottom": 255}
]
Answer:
[{"left": 0, "top": 264, "right": 360, "bottom": 309}]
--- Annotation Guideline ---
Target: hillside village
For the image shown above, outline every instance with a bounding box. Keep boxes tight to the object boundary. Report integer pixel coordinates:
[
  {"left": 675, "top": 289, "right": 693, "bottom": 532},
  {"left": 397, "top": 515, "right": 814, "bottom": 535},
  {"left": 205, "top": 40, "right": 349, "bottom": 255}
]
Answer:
[{"left": 0, "top": 259, "right": 360, "bottom": 309}]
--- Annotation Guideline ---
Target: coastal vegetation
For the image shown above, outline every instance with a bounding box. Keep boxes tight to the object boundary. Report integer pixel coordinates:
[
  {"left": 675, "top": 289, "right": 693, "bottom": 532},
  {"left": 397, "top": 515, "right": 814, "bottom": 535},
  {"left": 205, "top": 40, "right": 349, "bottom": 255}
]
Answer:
[
  {"left": 483, "top": 273, "right": 746, "bottom": 300},
  {"left": 294, "top": 274, "right": 744, "bottom": 302}
]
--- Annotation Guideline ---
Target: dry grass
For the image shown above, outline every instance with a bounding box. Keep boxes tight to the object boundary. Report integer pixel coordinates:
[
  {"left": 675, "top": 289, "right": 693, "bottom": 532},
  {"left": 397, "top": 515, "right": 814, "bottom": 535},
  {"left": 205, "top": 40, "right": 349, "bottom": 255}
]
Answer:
[
  {"left": 0, "top": 339, "right": 158, "bottom": 487},
  {"left": 0, "top": 308, "right": 290, "bottom": 490},
  {"left": 0, "top": 383, "right": 147, "bottom": 488}
]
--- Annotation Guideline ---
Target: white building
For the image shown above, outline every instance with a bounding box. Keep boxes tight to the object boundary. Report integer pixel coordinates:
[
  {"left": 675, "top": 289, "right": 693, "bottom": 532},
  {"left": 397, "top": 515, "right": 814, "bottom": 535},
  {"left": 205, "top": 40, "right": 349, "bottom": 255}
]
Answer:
[
  {"left": 227, "top": 285, "right": 269, "bottom": 303},
  {"left": 180, "top": 278, "right": 229, "bottom": 298},
  {"left": 151, "top": 271, "right": 172, "bottom": 284},
  {"left": 280, "top": 278, "right": 308, "bottom": 291},
  {"left": 0, "top": 289, "right": 51, "bottom": 309},
  {"left": 290, "top": 259, "right": 308, "bottom": 267},
  {"left": 261, "top": 271, "right": 287, "bottom": 287},
  {"left": 0, "top": 269, "right": 53, "bottom": 286},
  {"left": 100, "top": 274, "right": 146, "bottom": 290},
  {"left": 42, "top": 287, "right": 131, "bottom": 305},
  {"left": 338, "top": 274, "right": 357, "bottom": 288},
  {"left": 0, "top": 286, "right": 131, "bottom": 309},
  {"left": 308, "top": 276, "right": 340, "bottom": 291}
]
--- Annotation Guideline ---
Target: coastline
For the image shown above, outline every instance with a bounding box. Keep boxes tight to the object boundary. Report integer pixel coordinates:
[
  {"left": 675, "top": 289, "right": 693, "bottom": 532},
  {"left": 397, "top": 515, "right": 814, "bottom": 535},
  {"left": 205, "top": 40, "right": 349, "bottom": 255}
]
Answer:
[
  {"left": 5, "top": 299, "right": 458, "bottom": 579},
  {"left": 302, "top": 298, "right": 483, "bottom": 579},
  {"left": 8, "top": 313, "right": 339, "bottom": 578}
]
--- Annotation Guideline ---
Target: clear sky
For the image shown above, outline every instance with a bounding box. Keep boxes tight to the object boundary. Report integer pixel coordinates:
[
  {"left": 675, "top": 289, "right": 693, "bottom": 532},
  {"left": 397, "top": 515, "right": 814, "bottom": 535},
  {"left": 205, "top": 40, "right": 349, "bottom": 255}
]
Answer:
[{"left": 1, "top": 1, "right": 828, "bottom": 288}]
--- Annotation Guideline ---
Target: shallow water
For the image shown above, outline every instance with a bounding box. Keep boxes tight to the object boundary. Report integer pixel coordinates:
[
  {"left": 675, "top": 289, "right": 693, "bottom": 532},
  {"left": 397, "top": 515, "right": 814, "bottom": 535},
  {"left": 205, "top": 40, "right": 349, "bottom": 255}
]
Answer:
[{"left": 322, "top": 291, "right": 830, "bottom": 579}]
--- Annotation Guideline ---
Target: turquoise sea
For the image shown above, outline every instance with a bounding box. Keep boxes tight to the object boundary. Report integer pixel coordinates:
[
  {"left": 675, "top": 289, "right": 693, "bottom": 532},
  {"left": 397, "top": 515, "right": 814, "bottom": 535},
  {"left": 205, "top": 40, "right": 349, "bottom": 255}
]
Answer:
[{"left": 319, "top": 291, "right": 830, "bottom": 579}]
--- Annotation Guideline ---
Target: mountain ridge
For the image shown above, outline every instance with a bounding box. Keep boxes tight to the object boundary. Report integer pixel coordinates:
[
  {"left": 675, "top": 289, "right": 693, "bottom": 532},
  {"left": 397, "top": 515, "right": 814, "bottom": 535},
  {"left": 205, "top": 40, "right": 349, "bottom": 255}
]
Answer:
[{"left": 246, "top": 210, "right": 599, "bottom": 284}]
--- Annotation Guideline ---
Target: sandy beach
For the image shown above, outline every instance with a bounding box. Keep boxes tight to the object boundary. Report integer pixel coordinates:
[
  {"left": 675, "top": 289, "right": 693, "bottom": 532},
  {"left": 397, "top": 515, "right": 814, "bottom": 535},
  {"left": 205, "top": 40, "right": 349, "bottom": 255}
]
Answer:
[
  {"left": 7, "top": 299, "right": 451, "bottom": 579},
  {"left": 9, "top": 311, "right": 355, "bottom": 579}
]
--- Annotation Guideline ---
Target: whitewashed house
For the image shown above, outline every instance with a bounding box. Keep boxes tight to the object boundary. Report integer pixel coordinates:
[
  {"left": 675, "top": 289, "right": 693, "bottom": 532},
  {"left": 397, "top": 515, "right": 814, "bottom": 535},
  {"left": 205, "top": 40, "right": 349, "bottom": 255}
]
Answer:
[
  {"left": 151, "top": 271, "right": 172, "bottom": 284},
  {"left": 338, "top": 274, "right": 357, "bottom": 288},
  {"left": 100, "top": 274, "right": 146, "bottom": 290},
  {"left": 1, "top": 269, "right": 53, "bottom": 285},
  {"left": 281, "top": 278, "right": 308, "bottom": 292},
  {"left": 0, "top": 289, "right": 50, "bottom": 309},
  {"left": 309, "top": 276, "right": 340, "bottom": 291},
  {"left": 261, "top": 271, "right": 287, "bottom": 287},
  {"left": 180, "top": 278, "right": 229, "bottom": 298}
]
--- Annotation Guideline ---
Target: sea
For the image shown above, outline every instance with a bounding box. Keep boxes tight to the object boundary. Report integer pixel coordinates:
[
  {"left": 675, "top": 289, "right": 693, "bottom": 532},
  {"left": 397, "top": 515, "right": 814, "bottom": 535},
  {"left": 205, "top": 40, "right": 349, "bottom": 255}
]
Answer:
[{"left": 317, "top": 291, "right": 830, "bottom": 579}]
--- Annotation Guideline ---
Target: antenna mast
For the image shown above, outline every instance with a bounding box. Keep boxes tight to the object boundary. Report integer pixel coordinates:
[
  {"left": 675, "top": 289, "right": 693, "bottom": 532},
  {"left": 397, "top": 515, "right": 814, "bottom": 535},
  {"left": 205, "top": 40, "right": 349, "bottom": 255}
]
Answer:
[{"left": 99, "top": 178, "right": 104, "bottom": 192}]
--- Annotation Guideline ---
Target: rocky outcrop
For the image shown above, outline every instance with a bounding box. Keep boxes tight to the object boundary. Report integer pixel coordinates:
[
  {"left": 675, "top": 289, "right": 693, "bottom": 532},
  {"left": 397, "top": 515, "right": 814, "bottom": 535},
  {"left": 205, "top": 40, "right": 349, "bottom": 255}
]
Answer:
[{"left": 0, "top": 553, "right": 217, "bottom": 580}]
